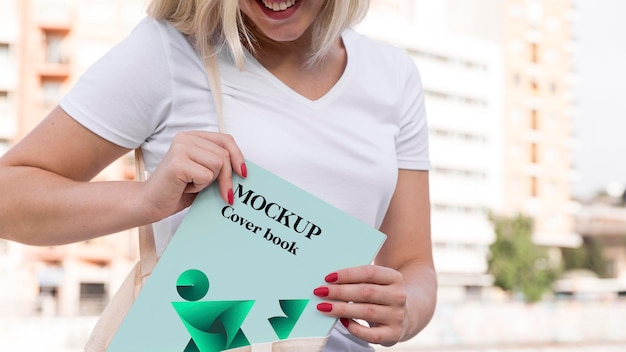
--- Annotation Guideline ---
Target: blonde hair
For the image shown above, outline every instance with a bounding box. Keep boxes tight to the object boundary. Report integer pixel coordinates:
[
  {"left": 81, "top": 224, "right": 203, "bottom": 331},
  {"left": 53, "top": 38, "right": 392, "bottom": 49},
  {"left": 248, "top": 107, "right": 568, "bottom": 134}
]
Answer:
[{"left": 147, "top": 0, "right": 371, "bottom": 68}]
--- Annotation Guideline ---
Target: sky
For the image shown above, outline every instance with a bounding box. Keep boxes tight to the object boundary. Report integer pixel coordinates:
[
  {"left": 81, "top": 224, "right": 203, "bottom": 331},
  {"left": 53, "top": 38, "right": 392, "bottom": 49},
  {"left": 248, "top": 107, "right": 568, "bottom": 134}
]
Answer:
[{"left": 573, "top": 0, "right": 626, "bottom": 199}]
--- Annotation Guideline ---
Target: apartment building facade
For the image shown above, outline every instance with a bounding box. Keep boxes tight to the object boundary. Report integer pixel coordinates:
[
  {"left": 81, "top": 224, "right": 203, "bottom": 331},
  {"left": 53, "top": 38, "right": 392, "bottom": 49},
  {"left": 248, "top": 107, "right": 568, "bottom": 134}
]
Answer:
[
  {"left": 0, "top": 0, "right": 19, "bottom": 155},
  {"left": 0, "top": 0, "right": 146, "bottom": 317},
  {"left": 500, "top": 0, "right": 581, "bottom": 249},
  {"left": 358, "top": 1, "right": 503, "bottom": 300},
  {"left": 360, "top": 0, "right": 581, "bottom": 299}
]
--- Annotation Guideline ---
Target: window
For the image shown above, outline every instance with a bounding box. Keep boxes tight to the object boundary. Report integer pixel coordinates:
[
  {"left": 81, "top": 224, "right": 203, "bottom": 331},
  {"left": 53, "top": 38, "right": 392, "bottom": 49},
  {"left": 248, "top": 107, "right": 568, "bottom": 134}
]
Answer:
[
  {"left": 530, "top": 80, "right": 539, "bottom": 93},
  {"left": 530, "top": 43, "right": 539, "bottom": 63},
  {"left": 530, "top": 109, "right": 539, "bottom": 130},
  {"left": 79, "top": 282, "right": 108, "bottom": 315},
  {"left": 0, "top": 43, "right": 9, "bottom": 65},
  {"left": 41, "top": 78, "right": 64, "bottom": 106},
  {"left": 0, "top": 140, "right": 9, "bottom": 155},
  {"left": 44, "top": 31, "right": 68, "bottom": 65},
  {"left": 530, "top": 143, "right": 538, "bottom": 164},
  {"left": 37, "top": 285, "right": 59, "bottom": 316}
]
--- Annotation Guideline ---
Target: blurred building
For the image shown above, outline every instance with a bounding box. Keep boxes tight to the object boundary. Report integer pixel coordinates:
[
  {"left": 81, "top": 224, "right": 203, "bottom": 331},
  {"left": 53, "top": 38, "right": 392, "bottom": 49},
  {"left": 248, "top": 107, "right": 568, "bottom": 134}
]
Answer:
[
  {"left": 0, "top": 0, "right": 145, "bottom": 318},
  {"left": 554, "top": 200, "right": 626, "bottom": 298},
  {"left": 0, "top": 0, "right": 19, "bottom": 155},
  {"left": 360, "top": 0, "right": 581, "bottom": 300},
  {"left": 500, "top": 0, "right": 581, "bottom": 249},
  {"left": 0, "top": 0, "right": 585, "bottom": 317}
]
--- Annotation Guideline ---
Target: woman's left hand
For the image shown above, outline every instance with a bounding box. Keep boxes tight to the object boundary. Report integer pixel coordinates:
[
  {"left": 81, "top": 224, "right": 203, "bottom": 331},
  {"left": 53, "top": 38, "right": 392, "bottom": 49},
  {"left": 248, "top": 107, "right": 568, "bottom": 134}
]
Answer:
[
  {"left": 313, "top": 170, "right": 437, "bottom": 347},
  {"left": 313, "top": 264, "right": 409, "bottom": 347}
]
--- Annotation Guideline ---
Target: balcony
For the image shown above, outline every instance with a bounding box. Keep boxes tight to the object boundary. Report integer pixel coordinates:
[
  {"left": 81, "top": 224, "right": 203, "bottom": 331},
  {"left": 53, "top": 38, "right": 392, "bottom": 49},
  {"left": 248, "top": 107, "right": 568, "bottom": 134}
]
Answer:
[
  {"left": 33, "top": 0, "right": 72, "bottom": 26},
  {"left": 37, "top": 61, "right": 71, "bottom": 79},
  {"left": 39, "top": 28, "right": 71, "bottom": 79}
]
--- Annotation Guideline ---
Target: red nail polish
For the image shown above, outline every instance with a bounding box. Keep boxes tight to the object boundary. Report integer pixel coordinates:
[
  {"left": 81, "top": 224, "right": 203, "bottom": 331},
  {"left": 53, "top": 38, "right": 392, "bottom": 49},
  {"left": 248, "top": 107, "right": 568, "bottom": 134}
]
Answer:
[
  {"left": 325, "top": 272, "right": 338, "bottom": 283},
  {"left": 313, "top": 287, "right": 329, "bottom": 297},
  {"left": 317, "top": 302, "right": 332, "bottom": 312},
  {"left": 228, "top": 188, "right": 234, "bottom": 205},
  {"left": 340, "top": 318, "right": 350, "bottom": 328},
  {"left": 241, "top": 163, "right": 248, "bottom": 178}
]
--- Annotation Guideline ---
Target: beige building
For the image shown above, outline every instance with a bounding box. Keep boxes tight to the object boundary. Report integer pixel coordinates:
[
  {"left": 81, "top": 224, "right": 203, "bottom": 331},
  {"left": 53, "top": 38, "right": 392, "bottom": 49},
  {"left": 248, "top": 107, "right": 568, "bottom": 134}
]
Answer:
[
  {"left": 500, "top": 0, "right": 581, "bottom": 248},
  {"left": 0, "top": 0, "right": 146, "bottom": 317},
  {"left": 554, "top": 202, "right": 626, "bottom": 298},
  {"left": 418, "top": 0, "right": 581, "bottom": 247},
  {"left": 361, "top": 0, "right": 581, "bottom": 299}
]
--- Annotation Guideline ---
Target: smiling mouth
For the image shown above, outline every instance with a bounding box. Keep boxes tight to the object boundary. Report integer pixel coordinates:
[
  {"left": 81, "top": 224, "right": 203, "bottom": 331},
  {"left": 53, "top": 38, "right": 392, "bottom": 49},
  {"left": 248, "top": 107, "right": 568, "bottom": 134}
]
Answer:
[{"left": 260, "top": 0, "right": 298, "bottom": 12}]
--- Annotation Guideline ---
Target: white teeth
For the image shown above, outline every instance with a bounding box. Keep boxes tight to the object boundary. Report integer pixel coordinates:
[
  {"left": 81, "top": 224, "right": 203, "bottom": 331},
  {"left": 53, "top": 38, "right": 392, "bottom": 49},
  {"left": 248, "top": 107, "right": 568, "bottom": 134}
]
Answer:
[{"left": 262, "top": 0, "right": 296, "bottom": 12}]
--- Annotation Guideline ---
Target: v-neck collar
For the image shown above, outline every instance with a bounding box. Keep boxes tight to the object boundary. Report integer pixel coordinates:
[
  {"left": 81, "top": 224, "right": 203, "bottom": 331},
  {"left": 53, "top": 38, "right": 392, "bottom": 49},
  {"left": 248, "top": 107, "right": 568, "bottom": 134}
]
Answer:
[{"left": 241, "top": 31, "right": 354, "bottom": 108}]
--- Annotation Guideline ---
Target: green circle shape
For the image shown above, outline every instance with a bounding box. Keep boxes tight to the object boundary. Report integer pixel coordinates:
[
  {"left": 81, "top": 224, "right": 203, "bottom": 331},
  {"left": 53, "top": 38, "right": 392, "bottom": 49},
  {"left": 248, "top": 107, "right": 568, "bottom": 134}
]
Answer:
[{"left": 176, "top": 269, "right": 209, "bottom": 301}]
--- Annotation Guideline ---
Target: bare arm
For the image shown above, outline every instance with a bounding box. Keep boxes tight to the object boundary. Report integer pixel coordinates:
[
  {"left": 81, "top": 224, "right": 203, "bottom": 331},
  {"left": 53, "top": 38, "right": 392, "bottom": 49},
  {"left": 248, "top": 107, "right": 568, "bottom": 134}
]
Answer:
[
  {"left": 0, "top": 106, "right": 245, "bottom": 246},
  {"left": 375, "top": 169, "right": 437, "bottom": 341},
  {"left": 313, "top": 169, "right": 437, "bottom": 346}
]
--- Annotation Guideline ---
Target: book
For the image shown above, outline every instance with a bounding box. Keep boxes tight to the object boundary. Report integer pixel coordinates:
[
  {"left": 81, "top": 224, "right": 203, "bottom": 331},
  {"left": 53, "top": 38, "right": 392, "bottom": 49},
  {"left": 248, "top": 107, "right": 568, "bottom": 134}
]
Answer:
[{"left": 107, "top": 160, "right": 387, "bottom": 351}]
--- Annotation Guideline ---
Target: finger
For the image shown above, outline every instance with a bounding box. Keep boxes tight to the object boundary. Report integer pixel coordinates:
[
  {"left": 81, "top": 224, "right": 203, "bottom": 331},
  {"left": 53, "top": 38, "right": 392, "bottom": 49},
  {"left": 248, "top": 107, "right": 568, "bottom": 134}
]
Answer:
[
  {"left": 176, "top": 144, "right": 225, "bottom": 192},
  {"left": 184, "top": 132, "right": 246, "bottom": 204},
  {"left": 317, "top": 301, "right": 404, "bottom": 344},
  {"left": 174, "top": 133, "right": 238, "bottom": 200},
  {"left": 216, "top": 151, "right": 234, "bottom": 205},
  {"left": 326, "top": 265, "right": 400, "bottom": 286},
  {"left": 316, "top": 298, "right": 390, "bottom": 323},
  {"left": 322, "top": 282, "right": 400, "bottom": 306},
  {"left": 186, "top": 132, "right": 247, "bottom": 179},
  {"left": 341, "top": 318, "right": 399, "bottom": 347},
  {"left": 184, "top": 148, "right": 232, "bottom": 204},
  {"left": 181, "top": 160, "right": 218, "bottom": 194}
]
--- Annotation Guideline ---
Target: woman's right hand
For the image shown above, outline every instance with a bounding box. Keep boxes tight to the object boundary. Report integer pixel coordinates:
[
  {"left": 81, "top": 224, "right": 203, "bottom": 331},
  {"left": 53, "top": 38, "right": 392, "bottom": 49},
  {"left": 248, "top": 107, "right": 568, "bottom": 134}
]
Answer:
[{"left": 140, "top": 131, "right": 247, "bottom": 223}]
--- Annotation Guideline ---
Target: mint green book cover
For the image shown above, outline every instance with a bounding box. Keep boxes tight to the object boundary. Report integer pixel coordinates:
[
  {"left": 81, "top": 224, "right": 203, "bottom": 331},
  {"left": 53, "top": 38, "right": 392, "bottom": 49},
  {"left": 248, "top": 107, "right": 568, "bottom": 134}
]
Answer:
[{"left": 107, "top": 161, "right": 386, "bottom": 351}]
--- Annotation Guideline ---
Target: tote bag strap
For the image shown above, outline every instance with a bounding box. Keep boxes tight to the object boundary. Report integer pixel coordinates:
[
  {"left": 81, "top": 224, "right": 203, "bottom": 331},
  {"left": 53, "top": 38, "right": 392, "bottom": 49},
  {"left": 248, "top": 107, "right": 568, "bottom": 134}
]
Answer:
[
  {"left": 204, "top": 47, "right": 225, "bottom": 133},
  {"left": 134, "top": 148, "right": 157, "bottom": 281},
  {"left": 133, "top": 49, "right": 224, "bottom": 273},
  {"left": 85, "top": 43, "right": 225, "bottom": 352}
]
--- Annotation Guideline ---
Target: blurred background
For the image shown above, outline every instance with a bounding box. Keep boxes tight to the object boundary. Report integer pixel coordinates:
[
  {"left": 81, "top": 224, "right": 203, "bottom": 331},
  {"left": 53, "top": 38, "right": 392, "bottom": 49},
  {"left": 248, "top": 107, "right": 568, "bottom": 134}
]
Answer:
[{"left": 0, "top": 0, "right": 625, "bottom": 351}]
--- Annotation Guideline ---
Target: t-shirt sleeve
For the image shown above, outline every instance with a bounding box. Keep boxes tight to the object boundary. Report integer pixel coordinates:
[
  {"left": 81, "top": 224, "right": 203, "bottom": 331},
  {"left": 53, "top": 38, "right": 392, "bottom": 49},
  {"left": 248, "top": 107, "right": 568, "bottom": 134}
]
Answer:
[
  {"left": 59, "top": 17, "right": 172, "bottom": 149},
  {"left": 396, "top": 53, "right": 431, "bottom": 171}
]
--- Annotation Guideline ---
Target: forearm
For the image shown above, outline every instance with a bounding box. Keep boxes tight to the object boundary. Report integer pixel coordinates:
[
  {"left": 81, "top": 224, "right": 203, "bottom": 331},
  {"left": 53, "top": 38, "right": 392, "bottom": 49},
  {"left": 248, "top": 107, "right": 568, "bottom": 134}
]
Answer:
[
  {"left": 0, "top": 166, "right": 149, "bottom": 246},
  {"left": 398, "top": 260, "right": 438, "bottom": 342}
]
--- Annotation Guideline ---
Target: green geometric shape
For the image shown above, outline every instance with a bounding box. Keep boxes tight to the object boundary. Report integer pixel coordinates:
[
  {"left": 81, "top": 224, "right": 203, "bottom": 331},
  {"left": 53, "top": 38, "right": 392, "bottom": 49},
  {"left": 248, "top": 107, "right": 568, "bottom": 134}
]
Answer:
[
  {"left": 172, "top": 300, "right": 255, "bottom": 352},
  {"left": 176, "top": 269, "right": 209, "bottom": 301},
  {"left": 268, "top": 299, "right": 309, "bottom": 339},
  {"left": 183, "top": 339, "right": 200, "bottom": 352}
]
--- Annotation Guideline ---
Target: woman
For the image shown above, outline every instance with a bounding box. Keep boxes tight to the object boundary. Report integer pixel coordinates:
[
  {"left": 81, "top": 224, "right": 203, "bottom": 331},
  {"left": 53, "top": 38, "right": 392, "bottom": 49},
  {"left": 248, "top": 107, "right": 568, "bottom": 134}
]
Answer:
[{"left": 0, "top": 0, "right": 437, "bottom": 350}]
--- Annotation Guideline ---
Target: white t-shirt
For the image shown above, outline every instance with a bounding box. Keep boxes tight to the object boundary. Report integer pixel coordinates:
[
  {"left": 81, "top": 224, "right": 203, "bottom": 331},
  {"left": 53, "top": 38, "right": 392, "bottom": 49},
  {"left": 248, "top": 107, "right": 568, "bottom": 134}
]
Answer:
[{"left": 60, "top": 17, "right": 430, "bottom": 352}]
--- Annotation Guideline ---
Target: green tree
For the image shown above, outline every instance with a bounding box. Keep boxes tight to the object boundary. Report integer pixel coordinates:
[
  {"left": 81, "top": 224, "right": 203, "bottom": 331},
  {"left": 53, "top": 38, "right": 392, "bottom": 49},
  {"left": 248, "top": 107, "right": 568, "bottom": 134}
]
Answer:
[{"left": 488, "top": 213, "right": 560, "bottom": 302}]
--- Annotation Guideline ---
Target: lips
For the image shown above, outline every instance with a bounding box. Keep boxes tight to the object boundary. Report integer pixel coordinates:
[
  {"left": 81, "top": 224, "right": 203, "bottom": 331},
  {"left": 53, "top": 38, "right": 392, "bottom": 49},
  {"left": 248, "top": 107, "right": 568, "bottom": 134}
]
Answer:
[{"left": 260, "top": 0, "right": 298, "bottom": 11}]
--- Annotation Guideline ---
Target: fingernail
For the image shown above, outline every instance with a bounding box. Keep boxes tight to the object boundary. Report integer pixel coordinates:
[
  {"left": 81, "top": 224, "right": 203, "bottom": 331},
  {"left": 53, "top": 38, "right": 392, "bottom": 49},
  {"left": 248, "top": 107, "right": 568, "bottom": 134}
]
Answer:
[
  {"left": 340, "top": 318, "right": 350, "bottom": 328},
  {"left": 313, "top": 287, "right": 329, "bottom": 297},
  {"left": 228, "top": 188, "right": 234, "bottom": 205},
  {"left": 325, "top": 272, "right": 338, "bottom": 283},
  {"left": 241, "top": 163, "right": 248, "bottom": 178},
  {"left": 316, "top": 302, "right": 332, "bottom": 312}
]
